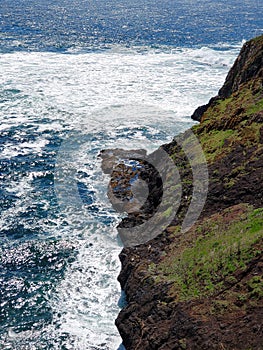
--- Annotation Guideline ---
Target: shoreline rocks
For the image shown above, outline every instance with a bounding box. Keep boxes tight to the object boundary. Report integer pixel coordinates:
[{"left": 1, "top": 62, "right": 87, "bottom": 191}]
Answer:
[{"left": 109, "top": 35, "right": 263, "bottom": 349}]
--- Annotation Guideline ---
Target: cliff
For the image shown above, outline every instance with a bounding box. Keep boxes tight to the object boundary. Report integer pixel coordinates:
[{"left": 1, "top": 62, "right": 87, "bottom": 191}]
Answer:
[
  {"left": 191, "top": 35, "right": 263, "bottom": 122},
  {"left": 113, "top": 36, "right": 263, "bottom": 349}
]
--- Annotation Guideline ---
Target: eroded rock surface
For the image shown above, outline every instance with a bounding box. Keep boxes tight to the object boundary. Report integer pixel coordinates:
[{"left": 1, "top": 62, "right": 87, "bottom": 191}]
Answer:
[{"left": 110, "top": 35, "right": 263, "bottom": 349}]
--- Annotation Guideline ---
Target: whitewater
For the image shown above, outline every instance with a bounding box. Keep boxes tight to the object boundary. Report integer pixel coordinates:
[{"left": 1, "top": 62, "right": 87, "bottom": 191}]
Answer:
[{"left": 0, "top": 44, "right": 243, "bottom": 349}]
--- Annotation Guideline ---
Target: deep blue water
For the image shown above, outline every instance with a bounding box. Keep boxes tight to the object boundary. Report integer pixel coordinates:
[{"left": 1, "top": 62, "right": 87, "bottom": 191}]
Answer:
[
  {"left": 0, "top": 1, "right": 262, "bottom": 349},
  {"left": 1, "top": 0, "right": 263, "bottom": 53}
]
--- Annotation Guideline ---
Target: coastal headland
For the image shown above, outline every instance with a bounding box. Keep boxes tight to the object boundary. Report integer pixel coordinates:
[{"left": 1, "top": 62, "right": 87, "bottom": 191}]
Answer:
[{"left": 102, "top": 35, "right": 263, "bottom": 349}]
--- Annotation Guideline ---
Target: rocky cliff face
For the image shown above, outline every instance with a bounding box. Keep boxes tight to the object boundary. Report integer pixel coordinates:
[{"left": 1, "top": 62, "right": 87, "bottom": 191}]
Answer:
[
  {"left": 114, "top": 36, "right": 263, "bottom": 350},
  {"left": 191, "top": 35, "right": 263, "bottom": 122}
]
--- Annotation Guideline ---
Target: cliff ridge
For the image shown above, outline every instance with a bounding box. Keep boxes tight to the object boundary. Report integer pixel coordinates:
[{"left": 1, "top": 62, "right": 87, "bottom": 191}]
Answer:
[{"left": 114, "top": 36, "right": 263, "bottom": 349}]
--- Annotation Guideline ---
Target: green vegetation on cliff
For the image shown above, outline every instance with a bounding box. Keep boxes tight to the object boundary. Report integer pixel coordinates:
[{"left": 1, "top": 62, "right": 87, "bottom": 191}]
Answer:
[
  {"left": 150, "top": 204, "right": 263, "bottom": 303},
  {"left": 156, "top": 34, "right": 263, "bottom": 305},
  {"left": 116, "top": 35, "right": 263, "bottom": 350}
]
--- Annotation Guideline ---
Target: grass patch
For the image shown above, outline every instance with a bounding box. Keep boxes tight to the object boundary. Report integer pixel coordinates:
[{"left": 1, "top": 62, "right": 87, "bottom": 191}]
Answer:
[
  {"left": 163, "top": 206, "right": 173, "bottom": 218},
  {"left": 199, "top": 129, "right": 236, "bottom": 162},
  {"left": 151, "top": 206, "right": 263, "bottom": 301},
  {"left": 247, "top": 97, "right": 263, "bottom": 115},
  {"left": 197, "top": 77, "right": 263, "bottom": 131},
  {"left": 247, "top": 275, "right": 263, "bottom": 299},
  {"left": 216, "top": 96, "right": 233, "bottom": 113}
]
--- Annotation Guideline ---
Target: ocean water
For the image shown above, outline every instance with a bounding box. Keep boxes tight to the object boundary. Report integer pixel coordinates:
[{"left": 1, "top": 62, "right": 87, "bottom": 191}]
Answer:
[{"left": 0, "top": 1, "right": 262, "bottom": 349}]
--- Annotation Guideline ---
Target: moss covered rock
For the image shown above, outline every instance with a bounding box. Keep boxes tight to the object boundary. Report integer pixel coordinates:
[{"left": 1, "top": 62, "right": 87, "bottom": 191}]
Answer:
[{"left": 116, "top": 35, "right": 263, "bottom": 350}]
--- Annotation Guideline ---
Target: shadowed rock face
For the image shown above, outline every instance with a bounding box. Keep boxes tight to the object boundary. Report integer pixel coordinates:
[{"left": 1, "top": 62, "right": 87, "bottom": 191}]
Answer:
[
  {"left": 114, "top": 35, "right": 263, "bottom": 350},
  {"left": 191, "top": 35, "right": 263, "bottom": 122},
  {"left": 218, "top": 37, "right": 263, "bottom": 99}
]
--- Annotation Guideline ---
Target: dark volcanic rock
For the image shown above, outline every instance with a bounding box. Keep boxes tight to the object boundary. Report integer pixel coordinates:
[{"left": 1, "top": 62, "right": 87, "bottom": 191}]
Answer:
[
  {"left": 191, "top": 35, "right": 263, "bottom": 121},
  {"left": 218, "top": 36, "right": 263, "bottom": 98},
  {"left": 114, "top": 35, "right": 263, "bottom": 350},
  {"left": 191, "top": 96, "right": 219, "bottom": 122}
]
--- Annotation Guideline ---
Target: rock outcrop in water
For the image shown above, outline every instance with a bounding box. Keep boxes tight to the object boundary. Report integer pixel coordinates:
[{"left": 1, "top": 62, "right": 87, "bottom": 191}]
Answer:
[{"left": 111, "top": 35, "right": 263, "bottom": 349}]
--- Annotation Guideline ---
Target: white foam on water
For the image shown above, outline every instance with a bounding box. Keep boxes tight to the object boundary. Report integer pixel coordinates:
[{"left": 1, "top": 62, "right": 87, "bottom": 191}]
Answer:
[
  {"left": 1, "top": 138, "right": 49, "bottom": 158},
  {"left": 50, "top": 230, "right": 122, "bottom": 349},
  {"left": 0, "top": 45, "right": 239, "bottom": 129},
  {"left": 0, "top": 44, "right": 241, "bottom": 348}
]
